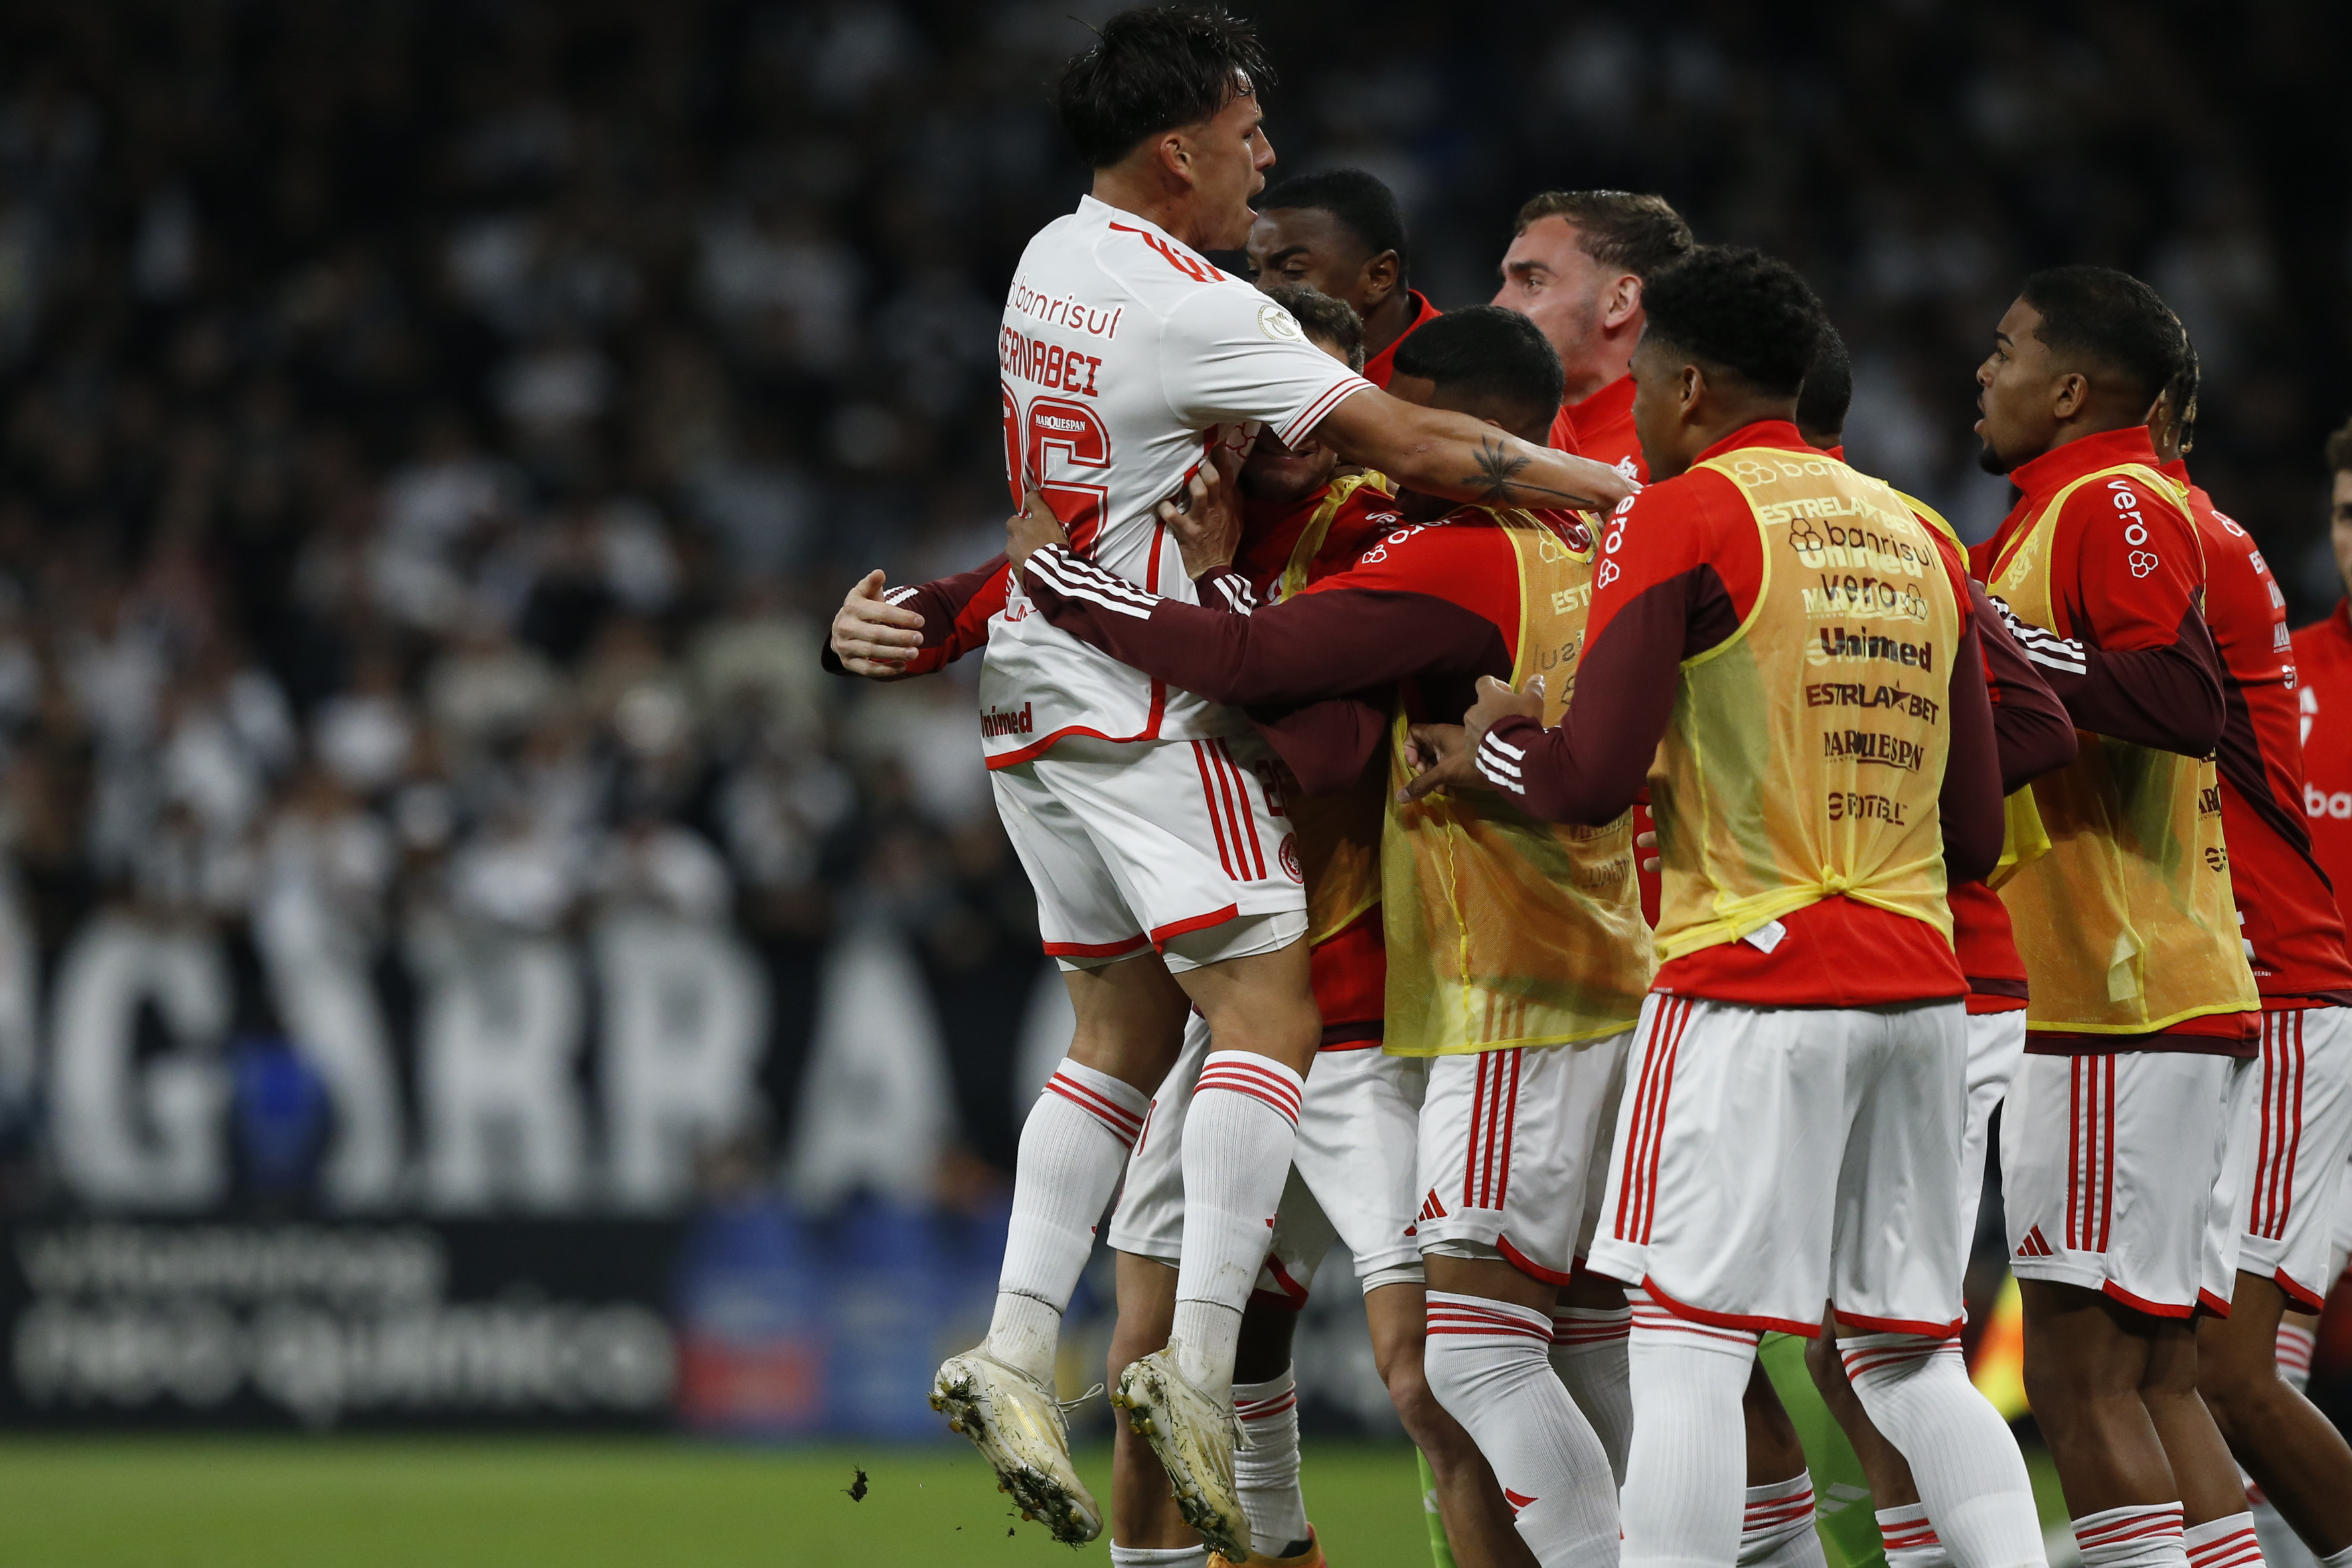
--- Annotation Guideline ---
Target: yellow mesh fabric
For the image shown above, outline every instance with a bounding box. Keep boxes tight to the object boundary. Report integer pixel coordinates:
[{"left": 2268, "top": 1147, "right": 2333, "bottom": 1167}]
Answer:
[
  {"left": 1650, "top": 449, "right": 1962, "bottom": 963},
  {"left": 1381, "top": 509, "right": 1652, "bottom": 1056}
]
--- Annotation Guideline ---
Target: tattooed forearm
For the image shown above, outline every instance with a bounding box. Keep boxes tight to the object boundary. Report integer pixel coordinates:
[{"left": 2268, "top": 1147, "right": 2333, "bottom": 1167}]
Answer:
[
  {"left": 1459, "top": 435, "right": 1610, "bottom": 509},
  {"left": 1468, "top": 436, "right": 1529, "bottom": 503}
]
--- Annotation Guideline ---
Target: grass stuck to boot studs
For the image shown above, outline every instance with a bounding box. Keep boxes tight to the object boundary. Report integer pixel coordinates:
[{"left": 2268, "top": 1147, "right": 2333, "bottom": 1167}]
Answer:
[
  {"left": 929, "top": 1352, "right": 1103, "bottom": 1545},
  {"left": 1113, "top": 1348, "right": 1252, "bottom": 1561}
]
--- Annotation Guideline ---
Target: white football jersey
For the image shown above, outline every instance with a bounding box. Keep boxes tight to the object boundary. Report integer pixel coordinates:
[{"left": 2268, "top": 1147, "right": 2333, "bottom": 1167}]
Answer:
[{"left": 983, "top": 195, "right": 1372, "bottom": 765}]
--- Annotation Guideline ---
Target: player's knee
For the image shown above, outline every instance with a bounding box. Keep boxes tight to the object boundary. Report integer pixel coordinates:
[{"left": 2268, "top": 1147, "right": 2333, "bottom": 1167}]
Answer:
[{"left": 1379, "top": 1349, "right": 1453, "bottom": 1447}]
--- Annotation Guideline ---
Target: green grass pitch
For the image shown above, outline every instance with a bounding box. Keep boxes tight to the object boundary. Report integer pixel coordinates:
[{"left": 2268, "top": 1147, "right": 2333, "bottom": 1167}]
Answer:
[
  {"left": 0, "top": 1437, "right": 1438, "bottom": 1568},
  {"left": 0, "top": 1435, "right": 2072, "bottom": 1567}
]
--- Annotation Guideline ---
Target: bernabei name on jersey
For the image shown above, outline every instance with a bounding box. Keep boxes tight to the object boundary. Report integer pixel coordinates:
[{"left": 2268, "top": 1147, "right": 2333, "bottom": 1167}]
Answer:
[{"left": 1006, "top": 275, "right": 1123, "bottom": 339}]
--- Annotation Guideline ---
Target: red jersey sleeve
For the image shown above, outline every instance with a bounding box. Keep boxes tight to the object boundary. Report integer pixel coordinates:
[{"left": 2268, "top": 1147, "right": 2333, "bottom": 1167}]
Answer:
[{"left": 2057, "top": 477, "right": 2203, "bottom": 651}]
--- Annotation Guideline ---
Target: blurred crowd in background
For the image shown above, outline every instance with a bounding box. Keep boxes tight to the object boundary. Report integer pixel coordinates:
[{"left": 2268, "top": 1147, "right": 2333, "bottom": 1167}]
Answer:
[{"left": 0, "top": 0, "right": 2345, "bottom": 1213}]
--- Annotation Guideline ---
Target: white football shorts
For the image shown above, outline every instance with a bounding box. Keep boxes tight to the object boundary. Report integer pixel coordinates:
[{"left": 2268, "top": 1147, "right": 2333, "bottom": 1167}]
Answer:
[
  {"left": 1960, "top": 1008, "right": 2028, "bottom": 1263},
  {"left": 990, "top": 732, "right": 1306, "bottom": 973},
  {"left": 2003, "top": 1047, "right": 2234, "bottom": 1319},
  {"left": 2233, "top": 1006, "right": 2352, "bottom": 1311},
  {"left": 1413, "top": 1034, "right": 1631, "bottom": 1285},
  {"left": 1590, "top": 994, "right": 1969, "bottom": 1338},
  {"left": 1108, "top": 1013, "right": 1426, "bottom": 1296}
]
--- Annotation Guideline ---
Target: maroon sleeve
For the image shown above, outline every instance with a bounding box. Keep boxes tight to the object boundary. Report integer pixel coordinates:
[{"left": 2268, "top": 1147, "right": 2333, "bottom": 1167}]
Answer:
[
  {"left": 1970, "top": 578, "right": 2078, "bottom": 793},
  {"left": 1018, "top": 542, "right": 1504, "bottom": 707},
  {"left": 1986, "top": 593, "right": 2227, "bottom": 757},
  {"left": 1476, "top": 567, "right": 1732, "bottom": 824},
  {"left": 820, "top": 556, "right": 1010, "bottom": 678},
  {"left": 1255, "top": 695, "right": 1394, "bottom": 796},
  {"left": 1940, "top": 610, "right": 2005, "bottom": 884}
]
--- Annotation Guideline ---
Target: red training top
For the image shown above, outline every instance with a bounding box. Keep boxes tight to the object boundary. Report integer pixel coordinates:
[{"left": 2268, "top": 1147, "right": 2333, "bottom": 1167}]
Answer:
[
  {"left": 1360, "top": 291, "right": 1439, "bottom": 390},
  {"left": 2292, "top": 602, "right": 2352, "bottom": 936},
  {"left": 2165, "top": 460, "right": 2352, "bottom": 1005}
]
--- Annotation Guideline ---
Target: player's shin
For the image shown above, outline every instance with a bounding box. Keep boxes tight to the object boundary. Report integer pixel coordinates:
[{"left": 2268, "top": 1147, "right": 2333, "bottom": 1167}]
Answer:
[
  {"left": 1549, "top": 1304, "right": 1634, "bottom": 1486},
  {"left": 989, "top": 1059, "right": 1150, "bottom": 1381},
  {"left": 1425, "top": 1293, "right": 1620, "bottom": 1568},
  {"left": 1231, "top": 1368, "right": 1309, "bottom": 1554},
  {"left": 1168, "top": 1052, "right": 1306, "bottom": 1393},
  {"left": 1840, "top": 1333, "right": 2046, "bottom": 1568},
  {"left": 1622, "top": 1292, "right": 1761, "bottom": 1568}
]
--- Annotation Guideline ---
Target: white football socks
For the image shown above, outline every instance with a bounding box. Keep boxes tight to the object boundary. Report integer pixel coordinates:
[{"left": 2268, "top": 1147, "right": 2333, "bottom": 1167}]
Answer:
[
  {"left": 1840, "top": 1333, "right": 2046, "bottom": 1567},
  {"left": 1425, "top": 1292, "right": 1620, "bottom": 1567},
  {"left": 1551, "top": 1304, "right": 1634, "bottom": 1486},
  {"left": 2277, "top": 1320, "right": 2316, "bottom": 1394},
  {"left": 1169, "top": 1052, "right": 1304, "bottom": 1393},
  {"left": 1622, "top": 1290, "right": 1760, "bottom": 1568},
  {"left": 1737, "top": 1471, "right": 1827, "bottom": 1568},
  {"left": 1108, "top": 1547, "right": 1208, "bottom": 1567},
  {"left": 1877, "top": 1502, "right": 1953, "bottom": 1568},
  {"left": 2183, "top": 1512, "right": 2265, "bottom": 1568},
  {"left": 1233, "top": 1369, "right": 1309, "bottom": 1552},
  {"left": 2074, "top": 1503, "right": 2188, "bottom": 1568},
  {"left": 986, "top": 1058, "right": 1147, "bottom": 1384}
]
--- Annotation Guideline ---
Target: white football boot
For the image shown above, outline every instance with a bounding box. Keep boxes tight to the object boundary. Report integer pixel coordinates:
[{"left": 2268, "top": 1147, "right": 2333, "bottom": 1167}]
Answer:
[
  {"left": 929, "top": 1349, "right": 1102, "bottom": 1544},
  {"left": 1115, "top": 1347, "right": 1250, "bottom": 1560}
]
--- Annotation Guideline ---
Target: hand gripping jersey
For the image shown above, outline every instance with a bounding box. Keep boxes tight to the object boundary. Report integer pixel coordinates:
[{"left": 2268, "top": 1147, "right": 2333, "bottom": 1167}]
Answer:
[
  {"left": 1982, "top": 460, "right": 2260, "bottom": 1034},
  {"left": 1381, "top": 508, "right": 1654, "bottom": 1055},
  {"left": 1648, "top": 449, "right": 1962, "bottom": 963},
  {"left": 987, "top": 196, "right": 1372, "bottom": 767}
]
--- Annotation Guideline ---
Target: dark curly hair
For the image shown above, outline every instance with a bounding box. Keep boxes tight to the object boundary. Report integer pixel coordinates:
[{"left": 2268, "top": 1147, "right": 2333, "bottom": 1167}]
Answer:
[
  {"left": 1640, "top": 246, "right": 1824, "bottom": 398},
  {"left": 2019, "top": 265, "right": 2187, "bottom": 418},
  {"left": 1056, "top": 7, "right": 1275, "bottom": 169},
  {"left": 1257, "top": 282, "right": 1365, "bottom": 371},
  {"left": 1391, "top": 304, "right": 1565, "bottom": 434}
]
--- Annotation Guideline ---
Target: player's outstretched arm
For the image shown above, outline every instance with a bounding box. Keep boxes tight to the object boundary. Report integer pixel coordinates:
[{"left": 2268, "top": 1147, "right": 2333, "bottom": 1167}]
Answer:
[
  {"left": 1310, "top": 387, "right": 1635, "bottom": 514},
  {"left": 823, "top": 558, "right": 1010, "bottom": 680},
  {"left": 828, "top": 570, "right": 923, "bottom": 676}
]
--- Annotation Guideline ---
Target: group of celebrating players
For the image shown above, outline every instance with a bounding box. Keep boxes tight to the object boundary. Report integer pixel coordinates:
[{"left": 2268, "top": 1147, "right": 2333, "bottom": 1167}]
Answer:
[{"left": 821, "top": 10, "right": 2352, "bottom": 1568}]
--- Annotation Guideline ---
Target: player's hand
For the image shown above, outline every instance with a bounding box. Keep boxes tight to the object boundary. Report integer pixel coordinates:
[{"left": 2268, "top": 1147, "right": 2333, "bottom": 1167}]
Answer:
[
  {"left": 1549, "top": 452, "right": 1638, "bottom": 513},
  {"left": 1637, "top": 828, "right": 1659, "bottom": 875},
  {"left": 1006, "top": 488, "right": 1069, "bottom": 578},
  {"left": 830, "top": 569, "right": 924, "bottom": 677},
  {"left": 1465, "top": 672, "right": 1545, "bottom": 745},
  {"left": 1397, "top": 722, "right": 1478, "bottom": 803},
  {"left": 1159, "top": 444, "right": 1244, "bottom": 580}
]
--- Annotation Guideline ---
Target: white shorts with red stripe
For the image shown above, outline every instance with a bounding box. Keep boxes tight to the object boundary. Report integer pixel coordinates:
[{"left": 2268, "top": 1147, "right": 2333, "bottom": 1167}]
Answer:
[
  {"left": 2226, "top": 1006, "right": 2352, "bottom": 1310},
  {"left": 1589, "top": 993, "right": 1968, "bottom": 1337},
  {"left": 2002, "top": 1048, "right": 2234, "bottom": 1318},
  {"left": 1413, "top": 1032, "right": 1632, "bottom": 1285},
  {"left": 988, "top": 731, "right": 1306, "bottom": 973},
  {"left": 1107, "top": 1012, "right": 1427, "bottom": 1295}
]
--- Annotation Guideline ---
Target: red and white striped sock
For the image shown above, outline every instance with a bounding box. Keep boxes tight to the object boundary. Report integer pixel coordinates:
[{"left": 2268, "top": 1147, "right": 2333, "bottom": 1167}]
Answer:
[
  {"left": 1737, "top": 1471, "right": 1826, "bottom": 1567},
  {"left": 2073, "top": 1502, "right": 2189, "bottom": 1568},
  {"left": 986, "top": 1058, "right": 1146, "bottom": 1383},
  {"left": 1840, "top": 1332, "right": 2042, "bottom": 1568},
  {"left": 1550, "top": 1304, "right": 1633, "bottom": 1485},
  {"left": 1169, "top": 1052, "right": 1303, "bottom": 1393},
  {"left": 1622, "top": 1288, "right": 1760, "bottom": 1568},
  {"left": 1232, "top": 1368, "right": 1308, "bottom": 1552},
  {"left": 1875, "top": 1502, "right": 1951, "bottom": 1568},
  {"left": 2185, "top": 1513, "right": 2265, "bottom": 1568},
  {"left": 1424, "top": 1292, "right": 1618, "bottom": 1568},
  {"left": 2276, "top": 1320, "right": 2316, "bottom": 1395}
]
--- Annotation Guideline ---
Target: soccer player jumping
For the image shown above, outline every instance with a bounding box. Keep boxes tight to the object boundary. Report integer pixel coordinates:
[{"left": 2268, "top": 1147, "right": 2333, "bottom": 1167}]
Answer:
[{"left": 826, "top": 8, "right": 1627, "bottom": 1554}]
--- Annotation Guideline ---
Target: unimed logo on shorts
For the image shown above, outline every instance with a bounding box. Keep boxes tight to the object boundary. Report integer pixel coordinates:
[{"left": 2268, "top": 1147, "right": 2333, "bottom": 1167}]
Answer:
[{"left": 981, "top": 702, "right": 1034, "bottom": 738}]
